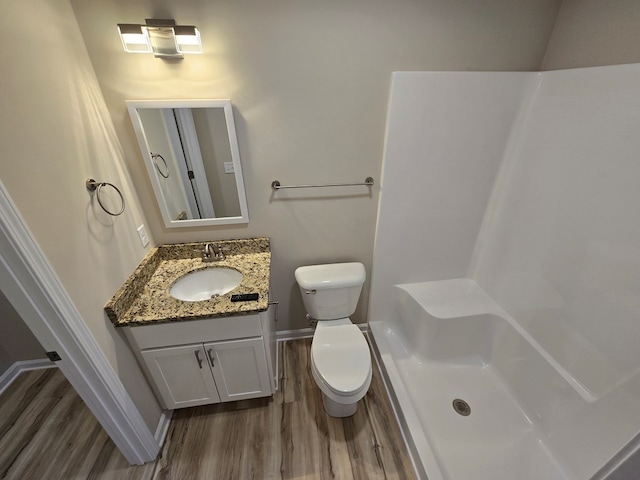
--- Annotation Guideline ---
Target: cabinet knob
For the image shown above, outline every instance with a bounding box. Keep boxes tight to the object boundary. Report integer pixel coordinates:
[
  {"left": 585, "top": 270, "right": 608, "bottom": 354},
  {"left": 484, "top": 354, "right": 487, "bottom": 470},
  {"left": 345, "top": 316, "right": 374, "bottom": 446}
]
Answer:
[
  {"left": 194, "top": 349, "right": 203, "bottom": 369},
  {"left": 208, "top": 348, "right": 215, "bottom": 367}
]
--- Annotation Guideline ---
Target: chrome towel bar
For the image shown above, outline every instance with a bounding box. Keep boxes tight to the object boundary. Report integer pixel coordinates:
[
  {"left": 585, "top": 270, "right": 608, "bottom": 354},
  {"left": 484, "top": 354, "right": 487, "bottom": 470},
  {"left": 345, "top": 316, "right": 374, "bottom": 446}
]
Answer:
[{"left": 271, "top": 177, "right": 374, "bottom": 190}]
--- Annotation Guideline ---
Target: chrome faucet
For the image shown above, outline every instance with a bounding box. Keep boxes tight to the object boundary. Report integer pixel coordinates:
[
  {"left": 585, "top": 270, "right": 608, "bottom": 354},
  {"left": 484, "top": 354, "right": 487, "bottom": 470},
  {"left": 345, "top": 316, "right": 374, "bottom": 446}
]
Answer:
[{"left": 203, "top": 243, "right": 225, "bottom": 262}]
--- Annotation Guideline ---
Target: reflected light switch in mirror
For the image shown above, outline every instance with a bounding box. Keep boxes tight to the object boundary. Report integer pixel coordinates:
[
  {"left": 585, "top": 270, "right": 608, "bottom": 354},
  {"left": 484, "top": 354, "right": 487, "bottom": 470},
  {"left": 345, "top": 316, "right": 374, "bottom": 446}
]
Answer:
[{"left": 224, "top": 162, "right": 235, "bottom": 174}]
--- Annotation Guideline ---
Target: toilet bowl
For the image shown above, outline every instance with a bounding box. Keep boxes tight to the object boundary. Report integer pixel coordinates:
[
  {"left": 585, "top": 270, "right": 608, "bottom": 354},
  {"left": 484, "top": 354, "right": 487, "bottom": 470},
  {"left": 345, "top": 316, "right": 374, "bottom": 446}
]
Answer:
[
  {"left": 295, "top": 262, "right": 372, "bottom": 417},
  {"left": 311, "top": 319, "right": 372, "bottom": 416}
]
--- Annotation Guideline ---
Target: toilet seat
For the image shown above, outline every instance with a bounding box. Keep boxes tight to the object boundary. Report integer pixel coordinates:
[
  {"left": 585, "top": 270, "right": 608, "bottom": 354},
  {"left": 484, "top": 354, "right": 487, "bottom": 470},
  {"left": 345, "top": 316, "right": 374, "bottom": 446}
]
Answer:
[{"left": 311, "top": 319, "right": 372, "bottom": 398}]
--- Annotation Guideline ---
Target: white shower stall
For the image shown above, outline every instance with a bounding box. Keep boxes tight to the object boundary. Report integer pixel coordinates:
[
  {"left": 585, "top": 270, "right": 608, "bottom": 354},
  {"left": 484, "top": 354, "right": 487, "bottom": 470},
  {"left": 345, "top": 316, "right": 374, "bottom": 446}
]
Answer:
[{"left": 369, "top": 65, "right": 640, "bottom": 479}]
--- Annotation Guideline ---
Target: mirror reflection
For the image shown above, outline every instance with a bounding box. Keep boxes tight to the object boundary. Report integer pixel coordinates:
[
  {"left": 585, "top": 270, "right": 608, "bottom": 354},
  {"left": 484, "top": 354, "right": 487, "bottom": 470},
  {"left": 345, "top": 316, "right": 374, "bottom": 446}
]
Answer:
[{"left": 127, "top": 99, "right": 249, "bottom": 228}]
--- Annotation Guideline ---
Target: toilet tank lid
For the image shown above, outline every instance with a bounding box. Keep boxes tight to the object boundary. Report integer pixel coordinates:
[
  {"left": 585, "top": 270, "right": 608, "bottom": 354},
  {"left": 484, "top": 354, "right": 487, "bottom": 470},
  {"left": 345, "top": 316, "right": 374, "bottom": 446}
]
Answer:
[{"left": 295, "top": 262, "right": 366, "bottom": 290}]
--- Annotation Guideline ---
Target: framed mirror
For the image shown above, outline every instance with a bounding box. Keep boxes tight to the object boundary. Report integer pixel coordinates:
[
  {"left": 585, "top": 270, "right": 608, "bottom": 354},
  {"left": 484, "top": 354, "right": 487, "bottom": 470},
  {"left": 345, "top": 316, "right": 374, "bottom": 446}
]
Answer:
[{"left": 127, "top": 99, "right": 249, "bottom": 228}]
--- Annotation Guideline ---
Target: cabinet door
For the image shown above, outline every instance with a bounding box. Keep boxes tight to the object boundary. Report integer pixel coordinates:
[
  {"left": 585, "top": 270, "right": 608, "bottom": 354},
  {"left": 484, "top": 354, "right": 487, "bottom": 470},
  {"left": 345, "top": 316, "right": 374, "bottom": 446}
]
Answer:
[
  {"left": 205, "top": 338, "right": 272, "bottom": 402},
  {"left": 141, "top": 344, "right": 220, "bottom": 409}
]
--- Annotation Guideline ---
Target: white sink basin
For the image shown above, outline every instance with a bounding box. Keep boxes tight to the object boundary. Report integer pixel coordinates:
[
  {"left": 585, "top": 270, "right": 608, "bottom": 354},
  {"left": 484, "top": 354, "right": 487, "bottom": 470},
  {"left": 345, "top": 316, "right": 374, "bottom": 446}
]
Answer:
[{"left": 170, "top": 268, "right": 243, "bottom": 302}]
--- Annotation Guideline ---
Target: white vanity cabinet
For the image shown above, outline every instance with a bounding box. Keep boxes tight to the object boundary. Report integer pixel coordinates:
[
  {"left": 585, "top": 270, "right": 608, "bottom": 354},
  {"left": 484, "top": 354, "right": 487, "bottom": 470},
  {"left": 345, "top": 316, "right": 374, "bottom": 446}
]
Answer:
[
  {"left": 203, "top": 337, "right": 271, "bottom": 402},
  {"left": 124, "top": 307, "right": 277, "bottom": 410},
  {"left": 141, "top": 343, "right": 221, "bottom": 408}
]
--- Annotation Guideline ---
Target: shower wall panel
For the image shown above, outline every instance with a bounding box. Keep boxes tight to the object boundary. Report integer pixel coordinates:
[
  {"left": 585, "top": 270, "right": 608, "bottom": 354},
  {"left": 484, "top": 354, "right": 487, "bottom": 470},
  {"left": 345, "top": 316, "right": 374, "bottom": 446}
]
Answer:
[{"left": 370, "top": 71, "right": 536, "bottom": 326}]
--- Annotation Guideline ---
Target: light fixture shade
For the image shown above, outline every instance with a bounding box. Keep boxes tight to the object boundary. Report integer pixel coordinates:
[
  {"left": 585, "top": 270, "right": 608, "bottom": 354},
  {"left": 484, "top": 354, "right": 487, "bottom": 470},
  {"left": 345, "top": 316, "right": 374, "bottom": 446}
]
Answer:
[
  {"left": 117, "top": 20, "right": 202, "bottom": 58},
  {"left": 117, "top": 24, "right": 151, "bottom": 53},
  {"left": 174, "top": 26, "right": 202, "bottom": 54}
]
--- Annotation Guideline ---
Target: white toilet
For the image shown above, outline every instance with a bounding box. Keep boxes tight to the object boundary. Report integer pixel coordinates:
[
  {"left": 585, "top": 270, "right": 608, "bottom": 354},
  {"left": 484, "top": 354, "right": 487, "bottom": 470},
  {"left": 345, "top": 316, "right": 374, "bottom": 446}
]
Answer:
[{"left": 295, "top": 262, "right": 372, "bottom": 417}]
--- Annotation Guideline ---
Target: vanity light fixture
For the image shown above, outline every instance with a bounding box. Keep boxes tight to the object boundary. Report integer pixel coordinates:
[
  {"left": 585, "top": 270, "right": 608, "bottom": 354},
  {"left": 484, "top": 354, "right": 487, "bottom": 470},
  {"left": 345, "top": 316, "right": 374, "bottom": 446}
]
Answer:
[{"left": 117, "top": 19, "right": 202, "bottom": 58}]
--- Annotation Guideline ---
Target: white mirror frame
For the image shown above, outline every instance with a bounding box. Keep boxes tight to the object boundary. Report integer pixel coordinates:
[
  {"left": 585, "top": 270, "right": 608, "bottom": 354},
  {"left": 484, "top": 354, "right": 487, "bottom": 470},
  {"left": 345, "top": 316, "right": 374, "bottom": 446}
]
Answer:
[{"left": 126, "top": 99, "right": 249, "bottom": 228}]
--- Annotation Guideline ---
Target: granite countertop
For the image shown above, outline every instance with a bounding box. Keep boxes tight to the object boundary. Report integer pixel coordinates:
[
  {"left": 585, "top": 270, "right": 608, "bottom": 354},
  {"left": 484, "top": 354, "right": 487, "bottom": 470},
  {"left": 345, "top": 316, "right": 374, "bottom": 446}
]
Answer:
[{"left": 105, "top": 238, "right": 270, "bottom": 327}]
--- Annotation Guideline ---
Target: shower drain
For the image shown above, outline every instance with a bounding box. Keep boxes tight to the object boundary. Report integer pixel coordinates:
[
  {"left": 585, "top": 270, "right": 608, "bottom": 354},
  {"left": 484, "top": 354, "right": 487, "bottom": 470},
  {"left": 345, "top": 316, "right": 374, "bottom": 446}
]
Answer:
[{"left": 452, "top": 399, "right": 471, "bottom": 416}]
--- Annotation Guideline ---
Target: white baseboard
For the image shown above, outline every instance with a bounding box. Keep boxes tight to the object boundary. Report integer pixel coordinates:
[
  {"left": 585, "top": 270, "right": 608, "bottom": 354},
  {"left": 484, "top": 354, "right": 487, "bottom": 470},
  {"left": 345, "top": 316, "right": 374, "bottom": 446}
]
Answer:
[
  {"left": 276, "top": 324, "right": 369, "bottom": 342},
  {"left": 0, "top": 358, "right": 56, "bottom": 396},
  {"left": 154, "top": 410, "right": 173, "bottom": 448},
  {"left": 276, "top": 328, "right": 314, "bottom": 341}
]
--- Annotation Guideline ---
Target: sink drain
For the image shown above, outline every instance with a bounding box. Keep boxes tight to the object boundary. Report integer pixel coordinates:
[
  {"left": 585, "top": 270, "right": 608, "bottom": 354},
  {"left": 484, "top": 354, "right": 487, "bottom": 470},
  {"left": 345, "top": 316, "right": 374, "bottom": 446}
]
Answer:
[{"left": 452, "top": 399, "right": 471, "bottom": 416}]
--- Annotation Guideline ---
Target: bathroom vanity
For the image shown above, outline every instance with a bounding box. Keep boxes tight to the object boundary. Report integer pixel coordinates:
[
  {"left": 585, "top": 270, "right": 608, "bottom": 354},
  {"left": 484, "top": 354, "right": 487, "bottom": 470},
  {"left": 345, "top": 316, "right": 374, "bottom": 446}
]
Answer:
[
  {"left": 105, "top": 238, "right": 277, "bottom": 410},
  {"left": 125, "top": 309, "right": 275, "bottom": 409}
]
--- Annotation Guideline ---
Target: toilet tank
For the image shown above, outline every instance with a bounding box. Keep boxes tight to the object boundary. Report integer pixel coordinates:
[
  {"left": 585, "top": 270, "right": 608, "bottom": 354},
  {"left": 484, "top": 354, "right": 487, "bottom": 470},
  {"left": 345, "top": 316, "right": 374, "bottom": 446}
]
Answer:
[{"left": 294, "top": 262, "right": 366, "bottom": 320}]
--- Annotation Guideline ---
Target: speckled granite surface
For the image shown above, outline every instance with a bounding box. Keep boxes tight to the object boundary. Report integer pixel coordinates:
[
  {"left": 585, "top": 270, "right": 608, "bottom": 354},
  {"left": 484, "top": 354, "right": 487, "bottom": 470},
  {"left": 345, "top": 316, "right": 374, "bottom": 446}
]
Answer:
[{"left": 105, "top": 238, "right": 270, "bottom": 327}]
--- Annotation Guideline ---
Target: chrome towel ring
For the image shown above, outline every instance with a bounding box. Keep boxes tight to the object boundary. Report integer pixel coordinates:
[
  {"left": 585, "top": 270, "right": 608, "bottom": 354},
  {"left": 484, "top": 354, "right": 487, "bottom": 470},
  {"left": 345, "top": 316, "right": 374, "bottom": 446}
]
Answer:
[
  {"left": 151, "top": 153, "right": 169, "bottom": 178},
  {"left": 85, "top": 178, "right": 125, "bottom": 216}
]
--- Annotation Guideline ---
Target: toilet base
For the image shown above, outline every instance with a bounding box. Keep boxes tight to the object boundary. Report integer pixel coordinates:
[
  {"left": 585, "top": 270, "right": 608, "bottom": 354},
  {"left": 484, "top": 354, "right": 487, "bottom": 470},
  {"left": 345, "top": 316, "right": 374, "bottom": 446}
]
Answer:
[{"left": 321, "top": 393, "right": 358, "bottom": 417}]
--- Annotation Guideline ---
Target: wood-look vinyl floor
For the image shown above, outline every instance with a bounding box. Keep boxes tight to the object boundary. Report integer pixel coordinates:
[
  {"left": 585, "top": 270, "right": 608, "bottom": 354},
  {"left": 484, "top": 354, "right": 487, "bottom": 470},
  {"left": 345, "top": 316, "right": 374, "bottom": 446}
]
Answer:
[
  {"left": 0, "top": 367, "right": 155, "bottom": 480},
  {"left": 0, "top": 338, "right": 417, "bottom": 480}
]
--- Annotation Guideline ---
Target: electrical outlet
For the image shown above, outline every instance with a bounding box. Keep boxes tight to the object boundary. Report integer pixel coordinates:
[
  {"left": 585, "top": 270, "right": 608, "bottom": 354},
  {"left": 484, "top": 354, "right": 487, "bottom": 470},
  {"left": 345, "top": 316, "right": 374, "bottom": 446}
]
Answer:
[
  {"left": 136, "top": 224, "right": 150, "bottom": 247},
  {"left": 224, "top": 162, "right": 235, "bottom": 174}
]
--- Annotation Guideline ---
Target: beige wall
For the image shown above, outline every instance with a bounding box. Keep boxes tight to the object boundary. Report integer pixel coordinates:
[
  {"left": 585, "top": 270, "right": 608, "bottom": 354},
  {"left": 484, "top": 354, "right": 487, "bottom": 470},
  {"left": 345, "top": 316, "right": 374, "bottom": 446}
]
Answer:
[
  {"left": 0, "top": 0, "right": 161, "bottom": 431},
  {"left": 542, "top": 0, "right": 640, "bottom": 70},
  {"left": 0, "top": 290, "right": 46, "bottom": 375},
  {"left": 71, "top": 0, "right": 561, "bottom": 330}
]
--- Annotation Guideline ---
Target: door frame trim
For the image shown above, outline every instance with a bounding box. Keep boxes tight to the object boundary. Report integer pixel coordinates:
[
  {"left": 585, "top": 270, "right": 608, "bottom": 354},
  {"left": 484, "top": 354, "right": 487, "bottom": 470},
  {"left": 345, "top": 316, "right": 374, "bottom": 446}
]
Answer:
[{"left": 0, "top": 180, "right": 159, "bottom": 464}]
